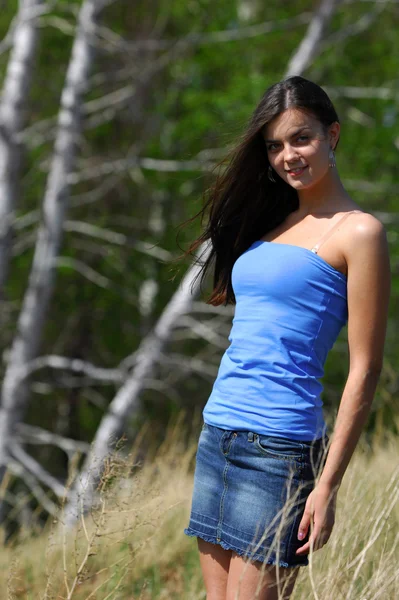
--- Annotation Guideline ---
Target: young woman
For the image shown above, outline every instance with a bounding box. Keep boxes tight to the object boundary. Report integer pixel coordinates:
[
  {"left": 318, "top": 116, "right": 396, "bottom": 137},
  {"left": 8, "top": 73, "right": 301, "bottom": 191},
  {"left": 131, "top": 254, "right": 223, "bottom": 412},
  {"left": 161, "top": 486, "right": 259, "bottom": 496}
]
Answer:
[{"left": 182, "top": 76, "right": 391, "bottom": 600}]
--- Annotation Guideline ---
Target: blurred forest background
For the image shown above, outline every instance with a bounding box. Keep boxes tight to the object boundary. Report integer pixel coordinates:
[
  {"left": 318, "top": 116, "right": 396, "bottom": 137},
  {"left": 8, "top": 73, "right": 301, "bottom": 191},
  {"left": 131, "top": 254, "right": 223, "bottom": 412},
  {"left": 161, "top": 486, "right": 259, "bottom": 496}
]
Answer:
[{"left": 0, "top": 0, "right": 398, "bottom": 549}]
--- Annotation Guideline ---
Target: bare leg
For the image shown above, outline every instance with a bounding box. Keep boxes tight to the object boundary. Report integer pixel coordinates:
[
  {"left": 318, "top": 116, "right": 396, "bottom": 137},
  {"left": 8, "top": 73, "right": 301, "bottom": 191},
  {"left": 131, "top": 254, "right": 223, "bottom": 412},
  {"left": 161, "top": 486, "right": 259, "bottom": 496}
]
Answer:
[
  {"left": 226, "top": 551, "right": 300, "bottom": 600},
  {"left": 197, "top": 538, "right": 233, "bottom": 600}
]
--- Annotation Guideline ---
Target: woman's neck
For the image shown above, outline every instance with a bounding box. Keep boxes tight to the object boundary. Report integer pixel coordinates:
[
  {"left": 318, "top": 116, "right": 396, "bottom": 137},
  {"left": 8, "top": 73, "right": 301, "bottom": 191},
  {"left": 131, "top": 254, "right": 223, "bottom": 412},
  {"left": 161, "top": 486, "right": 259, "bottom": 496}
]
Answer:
[{"left": 296, "top": 170, "right": 352, "bottom": 216}]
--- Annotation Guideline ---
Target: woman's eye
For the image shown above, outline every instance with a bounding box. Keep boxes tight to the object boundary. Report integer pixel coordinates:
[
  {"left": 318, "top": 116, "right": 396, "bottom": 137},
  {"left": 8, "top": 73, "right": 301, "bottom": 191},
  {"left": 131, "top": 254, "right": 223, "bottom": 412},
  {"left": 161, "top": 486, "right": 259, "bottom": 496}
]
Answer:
[{"left": 267, "top": 136, "right": 308, "bottom": 151}]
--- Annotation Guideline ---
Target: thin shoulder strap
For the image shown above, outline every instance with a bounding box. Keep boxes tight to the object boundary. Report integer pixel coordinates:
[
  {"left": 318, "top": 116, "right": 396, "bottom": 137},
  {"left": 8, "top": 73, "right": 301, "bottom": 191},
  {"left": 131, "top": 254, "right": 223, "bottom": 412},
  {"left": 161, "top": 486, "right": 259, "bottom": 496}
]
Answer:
[{"left": 311, "top": 210, "right": 362, "bottom": 254}]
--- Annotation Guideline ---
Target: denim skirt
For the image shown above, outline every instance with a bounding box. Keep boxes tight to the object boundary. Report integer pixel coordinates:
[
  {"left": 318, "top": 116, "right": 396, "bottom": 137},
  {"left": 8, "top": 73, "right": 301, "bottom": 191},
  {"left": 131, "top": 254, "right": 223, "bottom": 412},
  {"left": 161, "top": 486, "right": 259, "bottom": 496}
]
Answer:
[{"left": 184, "top": 421, "right": 329, "bottom": 567}]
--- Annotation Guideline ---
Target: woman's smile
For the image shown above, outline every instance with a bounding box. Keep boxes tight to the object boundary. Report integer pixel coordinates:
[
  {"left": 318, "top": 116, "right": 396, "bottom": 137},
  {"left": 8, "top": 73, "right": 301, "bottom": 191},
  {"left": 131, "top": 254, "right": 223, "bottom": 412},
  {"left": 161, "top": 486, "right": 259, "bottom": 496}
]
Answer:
[{"left": 286, "top": 165, "right": 308, "bottom": 176}]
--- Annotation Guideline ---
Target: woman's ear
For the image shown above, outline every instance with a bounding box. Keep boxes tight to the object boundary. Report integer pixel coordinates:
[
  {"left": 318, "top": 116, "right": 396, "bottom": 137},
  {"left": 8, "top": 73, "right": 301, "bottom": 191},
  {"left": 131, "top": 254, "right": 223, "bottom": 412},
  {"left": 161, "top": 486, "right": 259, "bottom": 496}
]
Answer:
[{"left": 329, "top": 121, "right": 340, "bottom": 150}]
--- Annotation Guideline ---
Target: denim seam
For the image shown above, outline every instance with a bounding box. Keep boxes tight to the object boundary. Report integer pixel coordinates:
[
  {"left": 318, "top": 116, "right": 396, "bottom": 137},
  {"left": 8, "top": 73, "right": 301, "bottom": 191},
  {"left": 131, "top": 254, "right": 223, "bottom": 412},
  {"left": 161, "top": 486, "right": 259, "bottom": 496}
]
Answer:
[
  {"left": 217, "top": 431, "right": 237, "bottom": 540},
  {"left": 217, "top": 459, "right": 230, "bottom": 541},
  {"left": 285, "top": 460, "right": 305, "bottom": 563}
]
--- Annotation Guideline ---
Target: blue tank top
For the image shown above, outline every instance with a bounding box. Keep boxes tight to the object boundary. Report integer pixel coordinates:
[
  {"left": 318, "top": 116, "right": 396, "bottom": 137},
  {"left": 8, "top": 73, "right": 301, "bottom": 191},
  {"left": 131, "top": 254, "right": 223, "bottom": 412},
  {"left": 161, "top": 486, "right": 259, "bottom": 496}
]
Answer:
[{"left": 203, "top": 211, "right": 359, "bottom": 441}]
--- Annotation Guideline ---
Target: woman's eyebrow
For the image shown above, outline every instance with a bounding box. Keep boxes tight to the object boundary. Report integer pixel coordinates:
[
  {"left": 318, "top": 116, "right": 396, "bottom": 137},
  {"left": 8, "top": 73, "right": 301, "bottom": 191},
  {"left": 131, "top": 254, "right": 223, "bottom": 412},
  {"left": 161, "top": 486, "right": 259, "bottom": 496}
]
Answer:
[{"left": 265, "top": 126, "right": 310, "bottom": 143}]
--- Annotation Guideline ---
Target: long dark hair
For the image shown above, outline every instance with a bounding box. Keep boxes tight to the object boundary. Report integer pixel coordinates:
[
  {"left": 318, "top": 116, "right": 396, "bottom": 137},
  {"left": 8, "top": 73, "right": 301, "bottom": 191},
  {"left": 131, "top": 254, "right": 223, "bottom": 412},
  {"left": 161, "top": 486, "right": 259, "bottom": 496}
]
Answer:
[{"left": 175, "top": 76, "right": 340, "bottom": 306}]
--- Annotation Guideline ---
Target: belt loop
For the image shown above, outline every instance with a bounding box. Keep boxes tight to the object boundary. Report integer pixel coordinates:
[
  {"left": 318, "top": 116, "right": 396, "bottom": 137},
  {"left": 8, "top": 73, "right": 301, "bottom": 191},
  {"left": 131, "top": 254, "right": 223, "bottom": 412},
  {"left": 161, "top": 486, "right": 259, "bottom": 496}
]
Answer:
[{"left": 247, "top": 431, "right": 254, "bottom": 442}]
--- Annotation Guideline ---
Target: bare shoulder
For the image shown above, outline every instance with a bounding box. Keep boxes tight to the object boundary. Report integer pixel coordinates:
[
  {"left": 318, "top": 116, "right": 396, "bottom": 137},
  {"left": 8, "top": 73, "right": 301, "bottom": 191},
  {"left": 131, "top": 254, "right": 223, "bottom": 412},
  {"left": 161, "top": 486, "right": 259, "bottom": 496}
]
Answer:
[
  {"left": 348, "top": 211, "right": 386, "bottom": 240},
  {"left": 345, "top": 210, "right": 390, "bottom": 273}
]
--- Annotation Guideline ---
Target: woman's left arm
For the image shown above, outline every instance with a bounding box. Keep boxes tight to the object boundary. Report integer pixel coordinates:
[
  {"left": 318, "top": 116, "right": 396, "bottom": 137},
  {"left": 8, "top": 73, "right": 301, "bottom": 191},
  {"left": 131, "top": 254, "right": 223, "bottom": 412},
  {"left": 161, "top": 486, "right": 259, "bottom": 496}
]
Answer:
[{"left": 296, "top": 213, "right": 391, "bottom": 555}]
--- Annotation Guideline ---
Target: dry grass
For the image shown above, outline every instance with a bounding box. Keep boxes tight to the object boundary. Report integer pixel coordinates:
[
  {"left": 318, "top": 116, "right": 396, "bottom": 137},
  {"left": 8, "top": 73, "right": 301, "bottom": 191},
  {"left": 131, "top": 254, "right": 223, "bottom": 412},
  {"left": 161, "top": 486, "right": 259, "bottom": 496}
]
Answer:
[{"left": 0, "top": 412, "right": 398, "bottom": 599}]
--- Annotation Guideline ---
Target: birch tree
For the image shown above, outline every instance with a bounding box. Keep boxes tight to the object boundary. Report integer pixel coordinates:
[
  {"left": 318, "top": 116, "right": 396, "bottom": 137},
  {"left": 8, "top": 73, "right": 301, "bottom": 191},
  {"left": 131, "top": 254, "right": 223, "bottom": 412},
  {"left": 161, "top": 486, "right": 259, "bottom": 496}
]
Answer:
[
  {"left": 62, "top": 0, "right": 341, "bottom": 528},
  {"left": 0, "top": 0, "right": 103, "bottom": 491},
  {"left": 0, "top": 0, "right": 45, "bottom": 297}
]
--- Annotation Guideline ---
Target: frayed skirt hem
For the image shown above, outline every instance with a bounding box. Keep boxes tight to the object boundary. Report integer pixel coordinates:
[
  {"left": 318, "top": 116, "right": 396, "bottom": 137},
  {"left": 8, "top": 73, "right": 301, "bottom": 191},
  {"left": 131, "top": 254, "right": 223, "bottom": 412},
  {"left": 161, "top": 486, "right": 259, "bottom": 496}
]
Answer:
[{"left": 183, "top": 527, "right": 307, "bottom": 568}]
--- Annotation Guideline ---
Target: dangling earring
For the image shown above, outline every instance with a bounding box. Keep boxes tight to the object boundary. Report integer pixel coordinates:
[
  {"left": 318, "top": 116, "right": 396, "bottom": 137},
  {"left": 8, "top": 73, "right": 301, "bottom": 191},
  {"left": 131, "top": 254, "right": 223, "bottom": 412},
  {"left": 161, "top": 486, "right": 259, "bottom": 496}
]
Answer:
[
  {"left": 268, "top": 165, "right": 276, "bottom": 183},
  {"left": 329, "top": 148, "right": 336, "bottom": 168}
]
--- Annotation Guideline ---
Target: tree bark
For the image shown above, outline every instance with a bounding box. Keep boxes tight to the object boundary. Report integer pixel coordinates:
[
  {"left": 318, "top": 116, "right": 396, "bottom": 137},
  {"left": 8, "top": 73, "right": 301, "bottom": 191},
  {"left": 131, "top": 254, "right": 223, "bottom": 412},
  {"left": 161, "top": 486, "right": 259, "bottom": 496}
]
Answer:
[{"left": 0, "top": 0, "right": 45, "bottom": 297}]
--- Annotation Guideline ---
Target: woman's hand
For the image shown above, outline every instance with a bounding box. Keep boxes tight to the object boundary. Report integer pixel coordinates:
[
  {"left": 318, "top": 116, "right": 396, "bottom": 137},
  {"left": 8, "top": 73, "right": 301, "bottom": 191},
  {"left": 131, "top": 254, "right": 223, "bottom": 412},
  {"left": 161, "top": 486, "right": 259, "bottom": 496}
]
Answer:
[{"left": 295, "top": 482, "right": 337, "bottom": 556}]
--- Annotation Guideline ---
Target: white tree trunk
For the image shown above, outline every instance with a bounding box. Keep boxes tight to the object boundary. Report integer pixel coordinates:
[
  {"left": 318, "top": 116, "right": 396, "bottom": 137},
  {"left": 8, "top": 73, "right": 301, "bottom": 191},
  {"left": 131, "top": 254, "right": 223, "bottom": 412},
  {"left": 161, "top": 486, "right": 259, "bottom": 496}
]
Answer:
[
  {"left": 63, "top": 0, "right": 341, "bottom": 528},
  {"left": 0, "top": 0, "right": 102, "bottom": 483},
  {"left": 285, "top": 0, "right": 340, "bottom": 78},
  {"left": 0, "top": 0, "right": 44, "bottom": 296}
]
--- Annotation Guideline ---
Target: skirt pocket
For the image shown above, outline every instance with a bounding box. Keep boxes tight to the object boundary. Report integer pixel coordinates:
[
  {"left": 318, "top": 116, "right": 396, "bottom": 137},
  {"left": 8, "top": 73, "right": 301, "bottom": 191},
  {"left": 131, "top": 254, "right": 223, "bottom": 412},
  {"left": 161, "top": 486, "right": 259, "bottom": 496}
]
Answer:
[{"left": 254, "top": 434, "right": 304, "bottom": 461}]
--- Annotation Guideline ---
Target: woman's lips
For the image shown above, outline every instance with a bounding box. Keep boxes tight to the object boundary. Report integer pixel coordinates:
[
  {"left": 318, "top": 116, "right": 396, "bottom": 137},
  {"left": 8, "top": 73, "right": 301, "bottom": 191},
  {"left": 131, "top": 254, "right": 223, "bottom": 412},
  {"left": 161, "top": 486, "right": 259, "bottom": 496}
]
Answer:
[{"left": 286, "top": 166, "right": 308, "bottom": 177}]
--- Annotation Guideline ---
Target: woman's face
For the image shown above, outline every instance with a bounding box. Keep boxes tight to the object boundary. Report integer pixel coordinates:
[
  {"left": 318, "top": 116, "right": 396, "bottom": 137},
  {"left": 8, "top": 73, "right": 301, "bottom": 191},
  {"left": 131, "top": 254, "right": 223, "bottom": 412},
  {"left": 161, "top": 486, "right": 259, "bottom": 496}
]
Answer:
[{"left": 262, "top": 108, "right": 339, "bottom": 190}]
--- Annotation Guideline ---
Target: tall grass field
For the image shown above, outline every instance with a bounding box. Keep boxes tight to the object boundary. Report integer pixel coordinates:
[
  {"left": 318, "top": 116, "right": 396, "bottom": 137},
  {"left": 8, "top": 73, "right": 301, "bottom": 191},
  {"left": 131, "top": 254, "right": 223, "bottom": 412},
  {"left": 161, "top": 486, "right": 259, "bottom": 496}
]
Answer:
[{"left": 1, "top": 413, "right": 398, "bottom": 599}]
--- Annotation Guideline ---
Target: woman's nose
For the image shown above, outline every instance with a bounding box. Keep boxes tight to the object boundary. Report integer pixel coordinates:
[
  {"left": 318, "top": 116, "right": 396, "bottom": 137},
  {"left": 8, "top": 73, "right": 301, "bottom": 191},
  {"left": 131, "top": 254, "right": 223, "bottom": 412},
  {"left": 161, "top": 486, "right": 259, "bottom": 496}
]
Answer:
[{"left": 283, "top": 144, "right": 300, "bottom": 162}]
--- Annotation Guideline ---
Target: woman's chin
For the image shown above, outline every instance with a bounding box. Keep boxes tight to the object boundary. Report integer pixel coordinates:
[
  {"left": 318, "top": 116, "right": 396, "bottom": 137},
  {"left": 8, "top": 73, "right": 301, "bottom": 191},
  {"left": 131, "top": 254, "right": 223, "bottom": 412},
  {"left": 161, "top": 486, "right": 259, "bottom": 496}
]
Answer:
[
  {"left": 284, "top": 171, "right": 321, "bottom": 190},
  {"left": 287, "top": 178, "right": 312, "bottom": 189}
]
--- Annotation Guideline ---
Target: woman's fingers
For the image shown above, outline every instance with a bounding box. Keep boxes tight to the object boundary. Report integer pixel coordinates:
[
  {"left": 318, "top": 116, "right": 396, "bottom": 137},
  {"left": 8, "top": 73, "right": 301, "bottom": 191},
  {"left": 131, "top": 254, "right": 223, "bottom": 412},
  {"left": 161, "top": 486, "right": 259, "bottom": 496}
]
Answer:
[
  {"left": 295, "top": 522, "right": 319, "bottom": 555},
  {"left": 295, "top": 520, "right": 332, "bottom": 555},
  {"left": 297, "top": 511, "right": 310, "bottom": 541},
  {"left": 297, "top": 494, "right": 313, "bottom": 540}
]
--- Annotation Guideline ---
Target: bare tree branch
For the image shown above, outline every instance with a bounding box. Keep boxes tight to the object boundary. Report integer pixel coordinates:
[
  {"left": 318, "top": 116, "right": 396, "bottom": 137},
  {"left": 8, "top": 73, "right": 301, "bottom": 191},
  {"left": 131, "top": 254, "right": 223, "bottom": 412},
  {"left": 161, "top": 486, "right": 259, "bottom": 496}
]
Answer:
[
  {"left": 158, "top": 352, "right": 219, "bottom": 380},
  {"left": 324, "top": 85, "right": 399, "bottom": 100},
  {"left": 56, "top": 256, "right": 115, "bottom": 289},
  {"left": 67, "top": 156, "right": 214, "bottom": 183},
  {"left": 64, "top": 220, "right": 173, "bottom": 261},
  {"left": 14, "top": 178, "right": 120, "bottom": 233},
  {"left": 173, "top": 315, "right": 229, "bottom": 348},
  {"left": 11, "top": 230, "right": 38, "bottom": 256},
  {"left": 8, "top": 354, "right": 126, "bottom": 384},
  {"left": 0, "top": 346, "right": 220, "bottom": 394},
  {"left": 15, "top": 423, "right": 90, "bottom": 455},
  {"left": 104, "top": 12, "right": 313, "bottom": 52},
  {"left": 321, "top": 0, "right": 389, "bottom": 49},
  {"left": 10, "top": 443, "right": 66, "bottom": 498},
  {"left": 7, "top": 460, "right": 59, "bottom": 516},
  {"left": 65, "top": 220, "right": 127, "bottom": 244}
]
